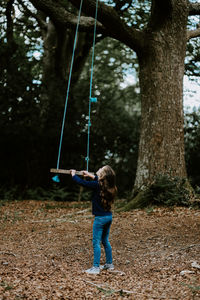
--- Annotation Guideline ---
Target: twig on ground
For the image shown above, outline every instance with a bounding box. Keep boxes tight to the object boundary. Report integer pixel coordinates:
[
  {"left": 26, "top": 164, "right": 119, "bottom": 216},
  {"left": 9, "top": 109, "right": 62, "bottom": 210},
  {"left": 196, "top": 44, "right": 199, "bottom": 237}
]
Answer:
[
  {"left": 0, "top": 251, "right": 16, "bottom": 257},
  {"left": 180, "top": 244, "right": 200, "bottom": 251},
  {"left": 108, "top": 269, "right": 126, "bottom": 275},
  {"left": 83, "top": 279, "right": 135, "bottom": 295},
  {"left": 83, "top": 279, "right": 179, "bottom": 298}
]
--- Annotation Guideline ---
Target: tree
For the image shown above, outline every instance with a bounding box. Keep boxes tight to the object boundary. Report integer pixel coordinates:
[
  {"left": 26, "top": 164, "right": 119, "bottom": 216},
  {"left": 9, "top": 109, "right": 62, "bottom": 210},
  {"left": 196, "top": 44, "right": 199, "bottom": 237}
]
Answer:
[
  {"left": 1, "top": 0, "right": 200, "bottom": 198},
  {"left": 0, "top": 0, "right": 140, "bottom": 195},
  {"left": 29, "top": 0, "right": 200, "bottom": 191}
]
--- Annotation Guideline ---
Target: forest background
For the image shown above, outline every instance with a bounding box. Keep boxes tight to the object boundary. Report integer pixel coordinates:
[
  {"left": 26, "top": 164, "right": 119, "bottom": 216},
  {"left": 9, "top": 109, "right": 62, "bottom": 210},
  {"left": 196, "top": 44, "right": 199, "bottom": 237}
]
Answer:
[{"left": 0, "top": 0, "right": 200, "bottom": 203}]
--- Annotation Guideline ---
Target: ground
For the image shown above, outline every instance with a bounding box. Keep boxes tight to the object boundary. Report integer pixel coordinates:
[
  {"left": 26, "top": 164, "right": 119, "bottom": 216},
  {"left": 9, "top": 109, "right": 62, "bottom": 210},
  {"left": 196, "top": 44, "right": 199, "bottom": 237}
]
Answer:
[{"left": 0, "top": 200, "right": 200, "bottom": 300}]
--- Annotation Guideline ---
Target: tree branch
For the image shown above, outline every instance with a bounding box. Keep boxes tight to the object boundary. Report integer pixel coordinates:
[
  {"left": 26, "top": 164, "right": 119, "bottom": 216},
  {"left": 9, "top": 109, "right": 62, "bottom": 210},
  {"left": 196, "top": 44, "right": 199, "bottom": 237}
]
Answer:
[
  {"left": 29, "top": 0, "right": 144, "bottom": 53},
  {"left": 187, "top": 26, "right": 200, "bottom": 40},
  {"left": 189, "top": 2, "right": 200, "bottom": 16},
  {"left": 29, "top": 0, "right": 105, "bottom": 33},
  {"left": 67, "top": 0, "right": 144, "bottom": 53}
]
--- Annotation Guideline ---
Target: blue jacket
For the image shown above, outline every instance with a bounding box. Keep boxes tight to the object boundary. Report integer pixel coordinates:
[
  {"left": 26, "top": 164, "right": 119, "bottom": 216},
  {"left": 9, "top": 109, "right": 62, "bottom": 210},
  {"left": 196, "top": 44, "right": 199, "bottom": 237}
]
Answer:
[{"left": 72, "top": 175, "right": 112, "bottom": 216}]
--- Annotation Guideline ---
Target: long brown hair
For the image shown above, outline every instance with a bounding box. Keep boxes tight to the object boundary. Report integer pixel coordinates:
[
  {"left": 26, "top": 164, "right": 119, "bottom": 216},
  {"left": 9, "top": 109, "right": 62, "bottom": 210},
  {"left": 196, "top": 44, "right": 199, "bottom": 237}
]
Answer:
[{"left": 97, "top": 165, "right": 117, "bottom": 211}]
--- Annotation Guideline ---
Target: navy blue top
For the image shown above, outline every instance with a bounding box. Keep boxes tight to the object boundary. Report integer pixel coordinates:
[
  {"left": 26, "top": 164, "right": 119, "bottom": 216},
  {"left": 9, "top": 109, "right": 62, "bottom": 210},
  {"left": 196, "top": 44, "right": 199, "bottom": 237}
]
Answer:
[{"left": 72, "top": 175, "right": 112, "bottom": 216}]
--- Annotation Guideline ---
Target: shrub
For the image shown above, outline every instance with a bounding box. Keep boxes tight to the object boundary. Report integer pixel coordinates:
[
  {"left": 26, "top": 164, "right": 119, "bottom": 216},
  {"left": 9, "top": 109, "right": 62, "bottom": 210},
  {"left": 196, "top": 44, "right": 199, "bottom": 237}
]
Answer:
[
  {"left": 120, "top": 174, "right": 193, "bottom": 211},
  {"left": 143, "top": 174, "right": 191, "bottom": 207}
]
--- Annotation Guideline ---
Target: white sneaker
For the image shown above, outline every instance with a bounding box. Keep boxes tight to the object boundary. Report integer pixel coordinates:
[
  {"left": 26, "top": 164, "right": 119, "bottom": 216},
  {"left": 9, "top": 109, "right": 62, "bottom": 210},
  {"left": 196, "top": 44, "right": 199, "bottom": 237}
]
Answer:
[
  {"left": 85, "top": 266, "right": 100, "bottom": 274},
  {"left": 100, "top": 263, "right": 114, "bottom": 270}
]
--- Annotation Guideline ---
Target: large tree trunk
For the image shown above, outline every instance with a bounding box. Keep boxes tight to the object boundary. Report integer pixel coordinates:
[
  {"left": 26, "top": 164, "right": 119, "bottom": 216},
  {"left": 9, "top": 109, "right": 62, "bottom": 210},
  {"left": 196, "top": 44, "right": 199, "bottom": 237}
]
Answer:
[{"left": 134, "top": 1, "right": 188, "bottom": 189}]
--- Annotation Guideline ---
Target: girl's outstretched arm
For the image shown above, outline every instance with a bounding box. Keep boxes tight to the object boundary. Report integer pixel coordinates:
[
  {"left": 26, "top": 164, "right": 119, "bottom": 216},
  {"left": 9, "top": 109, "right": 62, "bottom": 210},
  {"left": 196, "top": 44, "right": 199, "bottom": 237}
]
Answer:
[
  {"left": 70, "top": 169, "right": 95, "bottom": 179},
  {"left": 70, "top": 169, "right": 98, "bottom": 189}
]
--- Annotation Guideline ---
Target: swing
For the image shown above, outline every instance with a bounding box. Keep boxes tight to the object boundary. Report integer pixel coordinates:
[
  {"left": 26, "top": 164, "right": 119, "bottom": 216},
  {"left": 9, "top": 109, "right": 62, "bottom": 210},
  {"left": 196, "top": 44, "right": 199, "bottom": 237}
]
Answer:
[{"left": 50, "top": 0, "right": 98, "bottom": 183}]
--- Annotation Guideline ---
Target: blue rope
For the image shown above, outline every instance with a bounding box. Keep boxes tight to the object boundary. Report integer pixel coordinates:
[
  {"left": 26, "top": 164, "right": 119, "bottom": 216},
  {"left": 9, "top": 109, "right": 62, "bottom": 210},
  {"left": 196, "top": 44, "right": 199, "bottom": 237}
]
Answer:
[
  {"left": 86, "top": 0, "right": 98, "bottom": 171},
  {"left": 56, "top": 0, "right": 84, "bottom": 170}
]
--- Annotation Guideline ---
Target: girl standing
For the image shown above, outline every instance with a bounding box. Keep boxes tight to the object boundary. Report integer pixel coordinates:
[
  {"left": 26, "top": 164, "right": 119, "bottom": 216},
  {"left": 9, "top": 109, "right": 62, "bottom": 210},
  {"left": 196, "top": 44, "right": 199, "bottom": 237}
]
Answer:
[{"left": 70, "top": 165, "right": 117, "bottom": 274}]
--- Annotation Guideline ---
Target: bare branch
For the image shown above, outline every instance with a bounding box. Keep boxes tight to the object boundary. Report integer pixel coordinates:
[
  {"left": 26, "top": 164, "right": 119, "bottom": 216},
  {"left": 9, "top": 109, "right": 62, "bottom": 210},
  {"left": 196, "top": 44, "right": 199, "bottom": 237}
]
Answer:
[
  {"left": 189, "top": 2, "right": 200, "bottom": 16},
  {"left": 187, "top": 26, "right": 200, "bottom": 40},
  {"left": 29, "top": 0, "right": 105, "bottom": 33},
  {"left": 0, "top": 251, "right": 17, "bottom": 257},
  {"left": 29, "top": 0, "right": 144, "bottom": 53},
  {"left": 67, "top": 0, "right": 144, "bottom": 53}
]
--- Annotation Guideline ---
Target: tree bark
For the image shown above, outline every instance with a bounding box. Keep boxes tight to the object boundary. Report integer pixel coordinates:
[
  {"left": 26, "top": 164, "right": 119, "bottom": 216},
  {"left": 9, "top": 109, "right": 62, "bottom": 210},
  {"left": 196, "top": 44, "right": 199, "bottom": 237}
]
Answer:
[{"left": 134, "top": 1, "right": 188, "bottom": 189}]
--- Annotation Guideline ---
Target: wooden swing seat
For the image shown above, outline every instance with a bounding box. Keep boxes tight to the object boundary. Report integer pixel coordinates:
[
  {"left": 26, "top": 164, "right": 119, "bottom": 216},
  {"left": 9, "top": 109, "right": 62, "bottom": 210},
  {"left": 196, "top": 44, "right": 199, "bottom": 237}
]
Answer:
[{"left": 50, "top": 168, "right": 94, "bottom": 176}]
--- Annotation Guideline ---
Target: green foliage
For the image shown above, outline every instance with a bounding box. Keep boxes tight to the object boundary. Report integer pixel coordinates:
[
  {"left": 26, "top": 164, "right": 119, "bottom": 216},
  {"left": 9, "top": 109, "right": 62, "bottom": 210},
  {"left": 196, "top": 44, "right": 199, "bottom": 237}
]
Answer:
[
  {"left": 0, "top": 281, "right": 13, "bottom": 291},
  {"left": 181, "top": 282, "right": 200, "bottom": 300},
  {"left": 184, "top": 109, "right": 200, "bottom": 188},
  {"left": 48, "top": 187, "right": 72, "bottom": 202},
  {"left": 185, "top": 39, "right": 200, "bottom": 77},
  {"left": 25, "top": 186, "right": 61, "bottom": 201},
  {"left": 102, "top": 0, "right": 151, "bottom": 30},
  {"left": 0, "top": 186, "right": 21, "bottom": 201},
  {"left": 0, "top": 184, "right": 92, "bottom": 202},
  {"left": 142, "top": 175, "right": 191, "bottom": 207},
  {"left": 0, "top": 2, "right": 42, "bottom": 189},
  {"left": 185, "top": 16, "right": 200, "bottom": 77}
]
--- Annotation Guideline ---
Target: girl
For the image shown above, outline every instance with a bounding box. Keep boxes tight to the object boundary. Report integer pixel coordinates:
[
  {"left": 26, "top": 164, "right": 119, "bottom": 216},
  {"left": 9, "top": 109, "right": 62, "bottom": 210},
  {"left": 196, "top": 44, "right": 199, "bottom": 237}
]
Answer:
[{"left": 70, "top": 165, "right": 117, "bottom": 274}]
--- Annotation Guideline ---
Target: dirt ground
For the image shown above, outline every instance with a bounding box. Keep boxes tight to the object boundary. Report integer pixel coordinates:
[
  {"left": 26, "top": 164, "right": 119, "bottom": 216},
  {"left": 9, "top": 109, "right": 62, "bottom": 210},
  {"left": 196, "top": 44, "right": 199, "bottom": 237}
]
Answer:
[{"left": 0, "top": 200, "right": 200, "bottom": 300}]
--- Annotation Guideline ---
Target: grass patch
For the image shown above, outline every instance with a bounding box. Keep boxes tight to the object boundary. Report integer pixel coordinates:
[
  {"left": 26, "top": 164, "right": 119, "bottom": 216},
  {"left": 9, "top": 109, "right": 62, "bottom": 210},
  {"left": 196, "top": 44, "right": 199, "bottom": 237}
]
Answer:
[
  {"left": 181, "top": 282, "right": 200, "bottom": 300},
  {"left": 0, "top": 281, "right": 13, "bottom": 291}
]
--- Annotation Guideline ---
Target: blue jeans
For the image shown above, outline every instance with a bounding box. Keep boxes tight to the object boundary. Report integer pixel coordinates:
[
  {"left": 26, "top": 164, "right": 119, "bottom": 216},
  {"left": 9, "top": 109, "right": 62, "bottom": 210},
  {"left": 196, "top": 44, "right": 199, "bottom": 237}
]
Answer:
[{"left": 92, "top": 215, "right": 113, "bottom": 267}]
